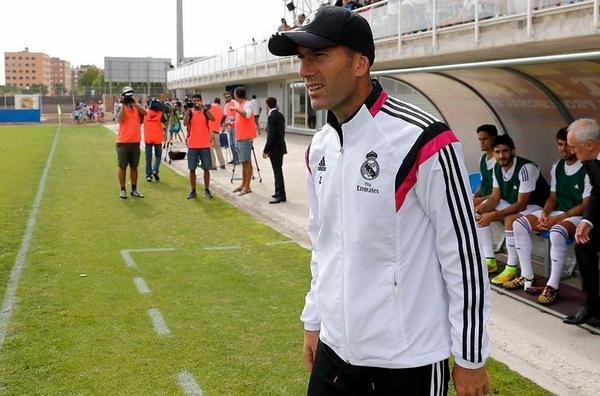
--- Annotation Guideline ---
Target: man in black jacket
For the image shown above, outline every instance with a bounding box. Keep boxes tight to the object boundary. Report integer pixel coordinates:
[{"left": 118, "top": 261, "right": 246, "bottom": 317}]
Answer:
[
  {"left": 263, "top": 97, "right": 287, "bottom": 203},
  {"left": 565, "top": 118, "right": 600, "bottom": 325}
]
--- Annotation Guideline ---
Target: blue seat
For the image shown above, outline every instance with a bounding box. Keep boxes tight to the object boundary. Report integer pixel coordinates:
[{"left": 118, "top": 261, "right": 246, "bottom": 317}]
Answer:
[
  {"left": 468, "top": 172, "right": 481, "bottom": 193},
  {"left": 538, "top": 230, "right": 574, "bottom": 245}
]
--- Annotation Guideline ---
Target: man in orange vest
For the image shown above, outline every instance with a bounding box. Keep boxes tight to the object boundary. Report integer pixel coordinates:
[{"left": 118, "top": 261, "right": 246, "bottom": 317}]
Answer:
[
  {"left": 183, "top": 93, "right": 215, "bottom": 199},
  {"left": 208, "top": 97, "right": 226, "bottom": 170},
  {"left": 116, "top": 86, "right": 147, "bottom": 199},
  {"left": 143, "top": 98, "right": 167, "bottom": 182},
  {"left": 232, "top": 87, "right": 258, "bottom": 196}
]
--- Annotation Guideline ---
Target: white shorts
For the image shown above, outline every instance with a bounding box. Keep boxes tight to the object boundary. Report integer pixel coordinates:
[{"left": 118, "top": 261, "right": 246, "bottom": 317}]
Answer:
[
  {"left": 495, "top": 200, "right": 542, "bottom": 216},
  {"left": 529, "top": 209, "right": 582, "bottom": 227}
]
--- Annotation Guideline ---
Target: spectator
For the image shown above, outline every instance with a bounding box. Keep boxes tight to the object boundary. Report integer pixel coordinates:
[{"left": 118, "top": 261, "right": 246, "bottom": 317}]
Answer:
[
  {"left": 474, "top": 124, "right": 498, "bottom": 207},
  {"left": 475, "top": 135, "right": 549, "bottom": 282},
  {"left": 223, "top": 92, "right": 240, "bottom": 165},
  {"left": 565, "top": 118, "right": 600, "bottom": 325},
  {"left": 278, "top": 18, "right": 292, "bottom": 32},
  {"left": 116, "top": 86, "right": 147, "bottom": 199},
  {"left": 263, "top": 97, "right": 287, "bottom": 204},
  {"left": 143, "top": 98, "right": 166, "bottom": 182},
  {"left": 208, "top": 97, "right": 226, "bottom": 170},
  {"left": 232, "top": 87, "right": 257, "bottom": 196},
  {"left": 248, "top": 94, "right": 261, "bottom": 133},
  {"left": 508, "top": 127, "right": 590, "bottom": 305},
  {"left": 294, "top": 13, "right": 306, "bottom": 28},
  {"left": 183, "top": 94, "right": 215, "bottom": 199}
]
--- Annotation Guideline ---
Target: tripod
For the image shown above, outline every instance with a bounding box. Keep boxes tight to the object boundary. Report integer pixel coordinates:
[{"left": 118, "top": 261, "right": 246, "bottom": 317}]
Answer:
[{"left": 230, "top": 146, "right": 262, "bottom": 184}]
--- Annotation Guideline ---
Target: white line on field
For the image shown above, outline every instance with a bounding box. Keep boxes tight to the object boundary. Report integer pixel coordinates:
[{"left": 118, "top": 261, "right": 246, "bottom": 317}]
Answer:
[
  {"left": 133, "top": 277, "right": 151, "bottom": 294},
  {"left": 202, "top": 246, "right": 239, "bottom": 250},
  {"left": 264, "top": 241, "right": 294, "bottom": 246},
  {"left": 120, "top": 248, "right": 176, "bottom": 268},
  {"left": 0, "top": 126, "right": 61, "bottom": 351},
  {"left": 177, "top": 371, "right": 204, "bottom": 396},
  {"left": 148, "top": 308, "right": 170, "bottom": 336}
]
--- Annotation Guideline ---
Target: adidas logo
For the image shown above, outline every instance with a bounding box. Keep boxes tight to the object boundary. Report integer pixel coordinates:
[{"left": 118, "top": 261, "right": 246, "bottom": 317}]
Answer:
[
  {"left": 574, "top": 184, "right": 579, "bottom": 189},
  {"left": 513, "top": 185, "right": 518, "bottom": 189},
  {"left": 318, "top": 156, "right": 326, "bottom": 171}
]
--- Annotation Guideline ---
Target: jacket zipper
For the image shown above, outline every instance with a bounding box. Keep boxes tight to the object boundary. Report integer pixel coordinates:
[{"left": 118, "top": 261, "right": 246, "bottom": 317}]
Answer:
[{"left": 336, "top": 132, "right": 350, "bottom": 362}]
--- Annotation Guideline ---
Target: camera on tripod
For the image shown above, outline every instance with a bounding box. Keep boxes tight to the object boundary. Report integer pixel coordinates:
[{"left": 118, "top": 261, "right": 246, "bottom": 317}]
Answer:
[{"left": 121, "top": 86, "right": 135, "bottom": 105}]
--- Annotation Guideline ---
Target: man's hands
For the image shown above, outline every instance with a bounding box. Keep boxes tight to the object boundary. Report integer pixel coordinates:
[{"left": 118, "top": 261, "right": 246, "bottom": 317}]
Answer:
[
  {"left": 476, "top": 212, "right": 496, "bottom": 227},
  {"left": 303, "top": 330, "right": 319, "bottom": 372},
  {"left": 452, "top": 365, "right": 489, "bottom": 396},
  {"left": 575, "top": 221, "right": 592, "bottom": 244}
]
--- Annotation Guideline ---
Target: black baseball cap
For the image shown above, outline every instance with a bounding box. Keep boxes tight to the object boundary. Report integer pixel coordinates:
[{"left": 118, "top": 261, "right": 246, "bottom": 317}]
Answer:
[{"left": 268, "top": 6, "right": 375, "bottom": 66}]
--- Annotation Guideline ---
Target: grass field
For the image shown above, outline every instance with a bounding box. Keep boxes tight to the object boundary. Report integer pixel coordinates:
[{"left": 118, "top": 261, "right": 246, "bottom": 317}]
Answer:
[{"left": 0, "top": 124, "right": 551, "bottom": 395}]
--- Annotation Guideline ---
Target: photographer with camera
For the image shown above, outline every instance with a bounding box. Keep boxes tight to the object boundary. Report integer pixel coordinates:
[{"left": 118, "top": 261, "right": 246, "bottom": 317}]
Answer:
[
  {"left": 116, "top": 86, "right": 147, "bottom": 199},
  {"left": 143, "top": 98, "right": 167, "bottom": 182},
  {"left": 183, "top": 93, "right": 215, "bottom": 199}
]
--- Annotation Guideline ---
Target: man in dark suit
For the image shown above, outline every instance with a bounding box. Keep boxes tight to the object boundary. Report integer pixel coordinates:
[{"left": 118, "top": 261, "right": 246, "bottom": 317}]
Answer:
[
  {"left": 263, "top": 97, "right": 287, "bottom": 204},
  {"left": 565, "top": 118, "right": 600, "bottom": 325}
]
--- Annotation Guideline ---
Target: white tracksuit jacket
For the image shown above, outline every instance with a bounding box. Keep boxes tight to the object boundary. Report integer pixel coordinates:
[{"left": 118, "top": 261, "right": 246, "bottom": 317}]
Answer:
[{"left": 301, "top": 82, "right": 491, "bottom": 370}]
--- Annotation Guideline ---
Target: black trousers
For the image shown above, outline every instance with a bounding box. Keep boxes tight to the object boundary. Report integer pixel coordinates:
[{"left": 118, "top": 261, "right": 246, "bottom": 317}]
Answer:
[
  {"left": 575, "top": 227, "right": 600, "bottom": 310},
  {"left": 269, "top": 154, "right": 285, "bottom": 198},
  {"left": 308, "top": 342, "right": 449, "bottom": 396}
]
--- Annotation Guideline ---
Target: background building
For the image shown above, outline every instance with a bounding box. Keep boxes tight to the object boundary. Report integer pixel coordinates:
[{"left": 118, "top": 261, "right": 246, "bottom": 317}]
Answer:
[
  {"left": 4, "top": 47, "right": 51, "bottom": 92},
  {"left": 4, "top": 47, "right": 72, "bottom": 95},
  {"left": 49, "top": 57, "right": 71, "bottom": 95}
]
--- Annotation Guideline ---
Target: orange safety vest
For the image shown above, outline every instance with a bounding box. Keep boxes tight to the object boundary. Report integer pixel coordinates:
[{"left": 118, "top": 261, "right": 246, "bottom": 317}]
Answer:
[
  {"left": 208, "top": 103, "right": 224, "bottom": 133},
  {"left": 187, "top": 109, "right": 211, "bottom": 149},
  {"left": 234, "top": 100, "right": 257, "bottom": 141},
  {"left": 143, "top": 109, "right": 164, "bottom": 144},
  {"left": 117, "top": 106, "right": 142, "bottom": 143}
]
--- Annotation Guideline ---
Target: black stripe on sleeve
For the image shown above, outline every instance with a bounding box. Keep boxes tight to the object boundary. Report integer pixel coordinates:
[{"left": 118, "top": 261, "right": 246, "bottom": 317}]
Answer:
[
  {"left": 447, "top": 144, "right": 486, "bottom": 362},
  {"left": 380, "top": 106, "right": 428, "bottom": 130},
  {"left": 381, "top": 100, "right": 434, "bottom": 127},
  {"left": 387, "top": 96, "right": 437, "bottom": 124},
  {"left": 438, "top": 147, "right": 471, "bottom": 361}
]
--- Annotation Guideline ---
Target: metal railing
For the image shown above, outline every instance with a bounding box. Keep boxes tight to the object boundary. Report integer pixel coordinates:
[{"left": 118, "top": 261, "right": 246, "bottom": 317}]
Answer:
[{"left": 168, "top": 0, "right": 596, "bottom": 85}]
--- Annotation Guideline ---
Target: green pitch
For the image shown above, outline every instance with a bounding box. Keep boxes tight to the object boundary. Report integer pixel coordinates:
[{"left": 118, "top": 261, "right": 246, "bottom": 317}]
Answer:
[{"left": 0, "top": 124, "right": 550, "bottom": 395}]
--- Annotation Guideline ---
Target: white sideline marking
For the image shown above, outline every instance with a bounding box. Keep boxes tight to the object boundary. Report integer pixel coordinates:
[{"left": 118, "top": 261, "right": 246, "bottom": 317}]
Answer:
[
  {"left": 177, "top": 371, "right": 204, "bottom": 396},
  {"left": 202, "top": 246, "right": 239, "bottom": 250},
  {"left": 133, "top": 277, "right": 150, "bottom": 294},
  {"left": 0, "top": 126, "right": 61, "bottom": 351},
  {"left": 264, "top": 241, "right": 294, "bottom": 246},
  {"left": 148, "top": 308, "right": 170, "bottom": 336},
  {"left": 120, "top": 248, "right": 176, "bottom": 268}
]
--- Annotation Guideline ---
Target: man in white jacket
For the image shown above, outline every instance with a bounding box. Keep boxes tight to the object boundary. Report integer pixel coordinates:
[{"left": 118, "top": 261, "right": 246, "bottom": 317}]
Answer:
[{"left": 269, "top": 6, "right": 491, "bottom": 396}]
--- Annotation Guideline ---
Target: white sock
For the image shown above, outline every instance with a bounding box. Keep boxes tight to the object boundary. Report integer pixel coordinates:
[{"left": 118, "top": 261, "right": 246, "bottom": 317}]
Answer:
[
  {"left": 513, "top": 217, "right": 533, "bottom": 279},
  {"left": 505, "top": 230, "right": 518, "bottom": 267},
  {"left": 548, "top": 225, "right": 568, "bottom": 289},
  {"left": 477, "top": 225, "right": 495, "bottom": 258}
]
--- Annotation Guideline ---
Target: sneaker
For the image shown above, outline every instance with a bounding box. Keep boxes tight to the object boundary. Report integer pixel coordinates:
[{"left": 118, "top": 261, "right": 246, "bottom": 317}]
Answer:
[
  {"left": 204, "top": 190, "right": 214, "bottom": 199},
  {"left": 220, "top": 165, "right": 226, "bottom": 169},
  {"left": 503, "top": 275, "right": 533, "bottom": 291},
  {"left": 486, "top": 258, "right": 498, "bottom": 274},
  {"left": 146, "top": 176, "right": 153, "bottom": 182},
  {"left": 187, "top": 191, "right": 197, "bottom": 199},
  {"left": 153, "top": 172, "right": 160, "bottom": 181},
  {"left": 130, "top": 190, "right": 144, "bottom": 198},
  {"left": 491, "top": 265, "right": 518, "bottom": 285},
  {"left": 537, "top": 285, "right": 559, "bottom": 305},
  {"left": 119, "top": 190, "right": 127, "bottom": 199}
]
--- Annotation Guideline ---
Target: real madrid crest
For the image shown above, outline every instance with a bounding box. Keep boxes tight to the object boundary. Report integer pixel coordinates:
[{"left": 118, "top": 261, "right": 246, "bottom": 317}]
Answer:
[{"left": 360, "top": 151, "right": 380, "bottom": 180}]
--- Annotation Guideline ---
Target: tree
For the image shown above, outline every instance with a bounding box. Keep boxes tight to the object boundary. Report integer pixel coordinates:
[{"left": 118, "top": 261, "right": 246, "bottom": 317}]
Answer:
[
  {"left": 53, "top": 84, "right": 66, "bottom": 96},
  {"left": 28, "top": 84, "right": 48, "bottom": 96}
]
